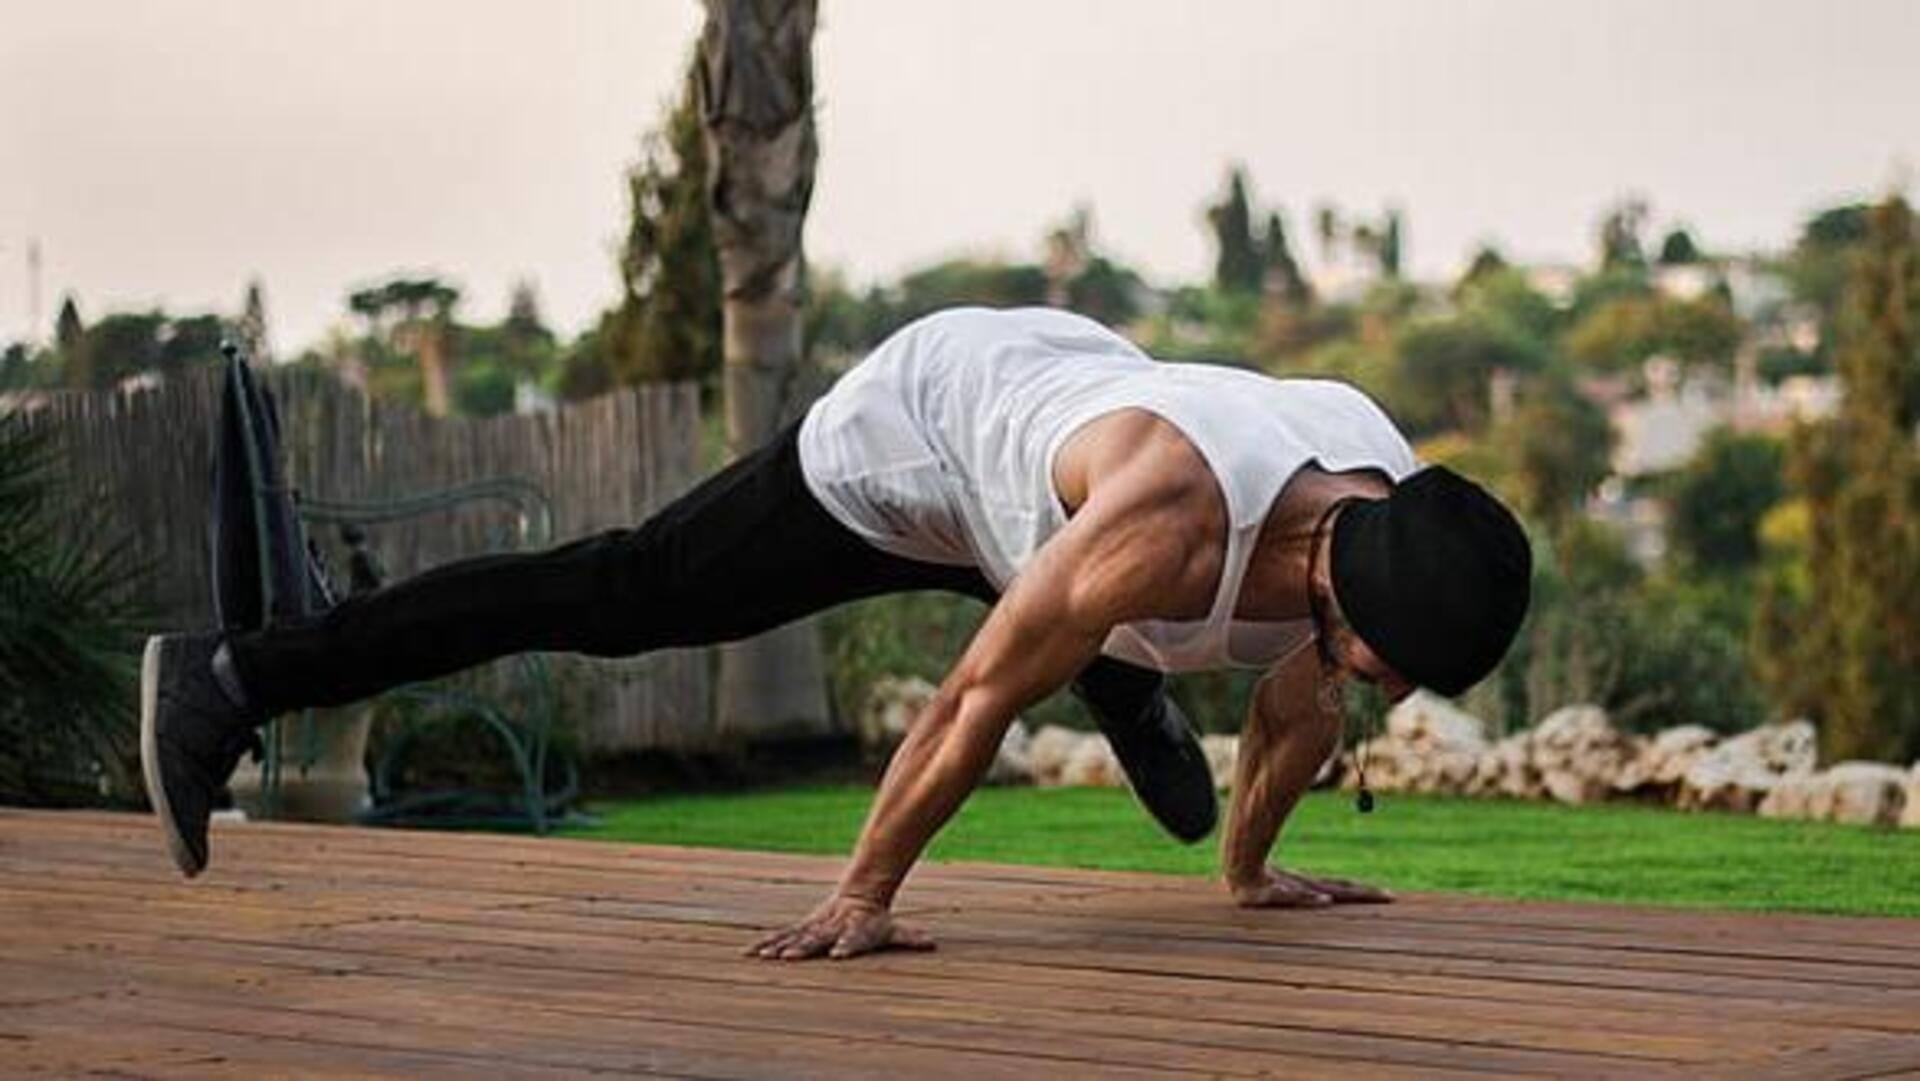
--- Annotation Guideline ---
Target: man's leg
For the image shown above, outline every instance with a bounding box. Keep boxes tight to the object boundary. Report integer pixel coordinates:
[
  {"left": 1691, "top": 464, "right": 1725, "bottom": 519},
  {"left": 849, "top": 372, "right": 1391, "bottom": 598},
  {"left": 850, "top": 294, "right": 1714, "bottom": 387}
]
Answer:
[
  {"left": 1070, "top": 656, "right": 1218, "bottom": 843},
  {"left": 218, "top": 420, "right": 939, "bottom": 714},
  {"left": 143, "top": 421, "right": 963, "bottom": 875}
]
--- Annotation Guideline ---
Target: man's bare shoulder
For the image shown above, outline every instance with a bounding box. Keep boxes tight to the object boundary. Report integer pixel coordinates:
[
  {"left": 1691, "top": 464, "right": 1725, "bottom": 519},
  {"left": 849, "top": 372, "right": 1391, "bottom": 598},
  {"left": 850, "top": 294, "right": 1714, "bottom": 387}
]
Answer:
[
  {"left": 1058, "top": 409, "right": 1220, "bottom": 519},
  {"left": 1057, "top": 412, "right": 1227, "bottom": 622}
]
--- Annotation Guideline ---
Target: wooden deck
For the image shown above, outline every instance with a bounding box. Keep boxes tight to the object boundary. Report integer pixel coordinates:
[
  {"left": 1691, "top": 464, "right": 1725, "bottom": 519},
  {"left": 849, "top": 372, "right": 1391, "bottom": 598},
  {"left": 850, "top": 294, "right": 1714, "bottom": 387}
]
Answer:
[{"left": 4, "top": 810, "right": 1919, "bottom": 1079}]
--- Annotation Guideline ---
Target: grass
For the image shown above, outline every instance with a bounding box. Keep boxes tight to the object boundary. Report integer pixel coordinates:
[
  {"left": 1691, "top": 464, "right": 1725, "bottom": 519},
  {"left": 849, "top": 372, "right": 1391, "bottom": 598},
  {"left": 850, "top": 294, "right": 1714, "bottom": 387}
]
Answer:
[{"left": 563, "top": 785, "right": 1920, "bottom": 918}]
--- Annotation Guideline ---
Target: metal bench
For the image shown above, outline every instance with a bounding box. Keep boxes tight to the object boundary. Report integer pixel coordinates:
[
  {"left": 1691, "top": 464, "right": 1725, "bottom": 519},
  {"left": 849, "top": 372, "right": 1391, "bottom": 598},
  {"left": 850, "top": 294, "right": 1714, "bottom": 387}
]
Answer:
[{"left": 212, "top": 343, "right": 573, "bottom": 832}]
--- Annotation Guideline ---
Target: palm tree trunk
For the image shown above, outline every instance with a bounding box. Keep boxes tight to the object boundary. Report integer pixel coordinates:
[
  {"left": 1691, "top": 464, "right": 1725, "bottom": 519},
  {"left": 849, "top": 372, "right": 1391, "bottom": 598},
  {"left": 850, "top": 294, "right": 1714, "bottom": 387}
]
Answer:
[{"left": 698, "top": 0, "right": 831, "bottom": 737}]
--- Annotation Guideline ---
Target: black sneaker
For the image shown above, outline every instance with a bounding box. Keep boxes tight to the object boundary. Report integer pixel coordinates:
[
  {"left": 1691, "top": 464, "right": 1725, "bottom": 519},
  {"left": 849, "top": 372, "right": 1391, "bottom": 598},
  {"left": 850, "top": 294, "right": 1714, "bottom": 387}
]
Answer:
[
  {"left": 1072, "top": 662, "right": 1218, "bottom": 843},
  {"left": 139, "top": 632, "right": 263, "bottom": 878}
]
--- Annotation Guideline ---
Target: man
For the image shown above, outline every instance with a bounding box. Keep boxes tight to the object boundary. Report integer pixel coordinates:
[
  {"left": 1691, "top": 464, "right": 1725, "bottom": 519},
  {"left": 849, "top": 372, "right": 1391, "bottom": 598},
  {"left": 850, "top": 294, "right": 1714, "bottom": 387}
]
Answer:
[{"left": 142, "top": 306, "right": 1530, "bottom": 961}]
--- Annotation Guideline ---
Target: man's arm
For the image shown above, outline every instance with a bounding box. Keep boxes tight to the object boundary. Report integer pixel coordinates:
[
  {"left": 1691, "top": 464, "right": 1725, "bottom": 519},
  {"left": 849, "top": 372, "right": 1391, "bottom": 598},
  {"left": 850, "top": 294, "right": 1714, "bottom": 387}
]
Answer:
[
  {"left": 752, "top": 469, "right": 1198, "bottom": 961},
  {"left": 1220, "top": 645, "right": 1393, "bottom": 907}
]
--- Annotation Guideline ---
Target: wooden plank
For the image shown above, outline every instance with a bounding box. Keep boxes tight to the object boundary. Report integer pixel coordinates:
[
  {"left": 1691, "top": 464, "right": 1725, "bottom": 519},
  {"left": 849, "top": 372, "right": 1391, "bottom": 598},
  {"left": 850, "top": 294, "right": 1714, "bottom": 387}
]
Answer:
[
  {"left": 11, "top": 919, "right": 1809, "bottom": 1064},
  {"left": 5, "top": 810, "right": 1919, "bottom": 1078},
  {"left": 11, "top": 813, "right": 1920, "bottom": 968}
]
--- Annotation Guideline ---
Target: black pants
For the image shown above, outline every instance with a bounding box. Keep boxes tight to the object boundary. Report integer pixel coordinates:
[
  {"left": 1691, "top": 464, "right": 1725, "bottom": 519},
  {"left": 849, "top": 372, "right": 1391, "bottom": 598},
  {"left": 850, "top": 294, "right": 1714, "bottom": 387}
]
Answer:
[{"left": 227, "top": 421, "right": 1161, "bottom": 719}]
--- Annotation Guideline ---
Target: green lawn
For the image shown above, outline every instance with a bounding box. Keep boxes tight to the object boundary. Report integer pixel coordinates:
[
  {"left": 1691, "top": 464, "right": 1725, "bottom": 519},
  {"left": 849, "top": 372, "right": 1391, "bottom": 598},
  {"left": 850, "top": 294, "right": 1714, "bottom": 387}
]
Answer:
[{"left": 564, "top": 785, "right": 1920, "bottom": 918}]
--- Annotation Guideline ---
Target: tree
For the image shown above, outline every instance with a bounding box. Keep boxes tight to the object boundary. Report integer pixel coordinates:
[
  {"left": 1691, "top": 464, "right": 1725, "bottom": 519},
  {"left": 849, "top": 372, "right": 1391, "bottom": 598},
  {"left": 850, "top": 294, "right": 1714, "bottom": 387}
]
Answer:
[
  {"left": 1379, "top": 207, "right": 1404, "bottom": 279},
  {"left": 500, "top": 280, "right": 559, "bottom": 382},
  {"left": 698, "top": 0, "right": 830, "bottom": 735},
  {"left": 54, "top": 296, "right": 83, "bottom": 356},
  {"left": 1313, "top": 204, "right": 1341, "bottom": 265},
  {"left": 1565, "top": 293, "right": 1741, "bottom": 375},
  {"left": 0, "top": 343, "right": 33, "bottom": 391},
  {"left": 1260, "top": 212, "right": 1310, "bottom": 304},
  {"left": 1598, "top": 197, "right": 1650, "bottom": 271},
  {"left": 1455, "top": 265, "right": 1562, "bottom": 345},
  {"left": 159, "top": 315, "right": 226, "bottom": 379},
  {"left": 1657, "top": 228, "right": 1702, "bottom": 266},
  {"left": 557, "top": 311, "right": 618, "bottom": 402},
  {"left": 617, "top": 62, "right": 723, "bottom": 387},
  {"left": 238, "top": 279, "right": 271, "bottom": 363},
  {"left": 1067, "top": 257, "right": 1144, "bottom": 328},
  {"left": 1494, "top": 376, "right": 1614, "bottom": 542},
  {"left": 1390, "top": 316, "right": 1545, "bottom": 436},
  {"left": 65, "top": 312, "right": 161, "bottom": 389},
  {"left": 1043, "top": 204, "right": 1093, "bottom": 307},
  {"left": 1459, "top": 245, "right": 1507, "bottom": 290},
  {"left": 1665, "top": 428, "right": 1784, "bottom": 571},
  {"left": 347, "top": 277, "right": 461, "bottom": 416},
  {"left": 1759, "top": 197, "right": 1920, "bottom": 761},
  {"left": 1785, "top": 202, "right": 1876, "bottom": 353},
  {"left": 1207, "top": 167, "right": 1263, "bottom": 295}
]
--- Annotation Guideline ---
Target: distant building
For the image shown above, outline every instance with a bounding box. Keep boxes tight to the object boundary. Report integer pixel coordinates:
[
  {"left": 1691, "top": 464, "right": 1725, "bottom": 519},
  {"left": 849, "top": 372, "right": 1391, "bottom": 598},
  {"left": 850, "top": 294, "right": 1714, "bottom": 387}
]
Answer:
[
  {"left": 1523, "top": 264, "right": 1581, "bottom": 307},
  {"left": 1608, "top": 357, "right": 1723, "bottom": 476},
  {"left": 1652, "top": 264, "right": 1716, "bottom": 302}
]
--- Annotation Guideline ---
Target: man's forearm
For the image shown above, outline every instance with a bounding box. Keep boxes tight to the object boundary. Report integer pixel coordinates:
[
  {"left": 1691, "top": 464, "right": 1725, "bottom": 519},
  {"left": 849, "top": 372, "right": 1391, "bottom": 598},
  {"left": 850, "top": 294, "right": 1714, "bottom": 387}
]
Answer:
[
  {"left": 834, "top": 687, "right": 1011, "bottom": 908},
  {"left": 1220, "top": 692, "right": 1338, "bottom": 887}
]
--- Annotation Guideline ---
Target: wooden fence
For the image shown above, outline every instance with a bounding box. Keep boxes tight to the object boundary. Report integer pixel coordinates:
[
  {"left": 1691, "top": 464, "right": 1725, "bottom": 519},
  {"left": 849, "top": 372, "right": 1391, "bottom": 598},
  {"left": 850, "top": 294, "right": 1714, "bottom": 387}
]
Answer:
[{"left": 14, "top": 366, "right": 732, "bottom": 753}]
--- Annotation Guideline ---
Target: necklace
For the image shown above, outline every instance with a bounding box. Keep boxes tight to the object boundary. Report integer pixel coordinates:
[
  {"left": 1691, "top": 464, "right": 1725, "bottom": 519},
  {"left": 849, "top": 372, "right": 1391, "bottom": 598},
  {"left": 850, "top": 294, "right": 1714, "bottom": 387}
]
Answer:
[{"left": 1307, "top": 497, "right": 1377, "bottom": 814}]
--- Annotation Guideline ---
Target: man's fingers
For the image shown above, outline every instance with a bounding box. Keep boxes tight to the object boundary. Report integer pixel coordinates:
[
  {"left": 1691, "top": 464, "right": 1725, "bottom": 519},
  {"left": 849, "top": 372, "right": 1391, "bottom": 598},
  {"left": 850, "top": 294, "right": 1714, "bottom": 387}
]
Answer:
[
  {"left": 756, "top": 922, "right": 836, "bottom": 961},
  {"left": 777, "top": 935, "right": 833, "bottom": 960},
  {"left": 1253, "top": 885, "right": 1332, "bottom": 908},
  {"left": 1304, "top": 875, "right": 1394, "bottom": 903},
  {"left": 829, "top": 919, "right": 885, "bottom": 960},
  {"left": 748, "top": 927, "right": 800, "bottom": 958}
]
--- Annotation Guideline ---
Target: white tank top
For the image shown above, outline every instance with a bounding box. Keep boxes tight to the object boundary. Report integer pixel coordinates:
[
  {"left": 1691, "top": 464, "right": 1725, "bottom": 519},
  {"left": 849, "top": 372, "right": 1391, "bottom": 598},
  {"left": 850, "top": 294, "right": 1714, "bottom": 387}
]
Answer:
[{"left": 797, "top": 307, "right": 1418, "bottom": 672}]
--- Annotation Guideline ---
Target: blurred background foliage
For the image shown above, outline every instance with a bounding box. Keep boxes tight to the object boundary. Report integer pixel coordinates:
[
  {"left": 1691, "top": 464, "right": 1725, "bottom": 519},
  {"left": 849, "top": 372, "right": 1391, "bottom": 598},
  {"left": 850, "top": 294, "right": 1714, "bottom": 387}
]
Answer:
[{"left": 6, "top": 109, "right": 1915, "bottom": 785}]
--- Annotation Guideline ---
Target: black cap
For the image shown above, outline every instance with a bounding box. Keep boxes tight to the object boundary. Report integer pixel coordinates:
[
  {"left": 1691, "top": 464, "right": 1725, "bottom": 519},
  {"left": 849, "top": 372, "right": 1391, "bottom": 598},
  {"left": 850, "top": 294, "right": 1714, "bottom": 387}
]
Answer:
[{"left": 1328, "top": 466, "right": 1532, "bottom": 697}]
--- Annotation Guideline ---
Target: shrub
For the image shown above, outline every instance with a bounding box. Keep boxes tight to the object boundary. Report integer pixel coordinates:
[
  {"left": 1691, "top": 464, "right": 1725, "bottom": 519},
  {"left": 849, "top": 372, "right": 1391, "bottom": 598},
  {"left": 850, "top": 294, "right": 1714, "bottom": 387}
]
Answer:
[{"left": 0, "top": 412, "right": 155, "bottom": 806}]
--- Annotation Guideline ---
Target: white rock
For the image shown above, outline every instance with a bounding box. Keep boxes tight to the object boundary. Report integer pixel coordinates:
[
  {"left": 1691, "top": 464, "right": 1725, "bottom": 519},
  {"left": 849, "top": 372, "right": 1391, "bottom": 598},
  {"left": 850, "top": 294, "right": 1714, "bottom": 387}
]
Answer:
[
  {"left": 1532, "top": 705, "right": 1612, "bottom": 750},
  {"left": 1201, "top": 734, "right": 1239, "bottom": 791},
  {"left": 1060, "top": 736, "right": 1125, "bottom": 788},
  {"left": 1338, "top": 694, "right": 1493, "bottom": 796},
  {"left": 1829, "top": 762, "right": 1908, "bottom": 826},
  {"left": 984, "top": 720, "right": 1033, "bottom": 785},
  {"left": 1902, "top": 763, "right": 1920, "bottom": 830},
  {"left": 1543, "top": 769, "right": 1610, "bottom": 806},
  {"left": 1679, "top": 720, "right": 1816, "bottom": 813},
  {"left": 1386, "top": 691, "right": 1492, "bottom": 753},
  {"left": 1027, "top": 725, "right": 1085, "bottom": 787},
  {"left": 1526, "top": 705, "right": 1637, "bottom": 805},
  {"left": 1614, "top": 725, "right": 1719, "bottom": 794},
  {"left": 1761, "top": 761, "right": 1909, "bottom": 827},
  {"left": 1491, "top": 734, "right": 1542, "bottom": 800},
  {"left": 857, "top": 676, "right": 938, "bottom": 749}
]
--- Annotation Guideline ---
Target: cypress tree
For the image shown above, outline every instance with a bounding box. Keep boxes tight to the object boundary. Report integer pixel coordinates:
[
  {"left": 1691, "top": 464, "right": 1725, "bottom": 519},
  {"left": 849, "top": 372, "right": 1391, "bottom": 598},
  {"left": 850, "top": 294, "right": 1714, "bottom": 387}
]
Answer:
[
  {"left": 615, "top": 61, "right": 722, "bottom": 386},
  {"left": 1260, "top": 212, "right": 1310, "bottom": 304},
  {"left": 1208, "top": 168, "right": 1262, "bottom": 295},
  {"left": 1764, "top": 197, "right": 1920, "bottom": 761},
  {"left": 238, "top": 279, "right": 271, "bottom": 363},
  {"left": 1379, "top": 208, "right": 1404, "bottom": 278},
  {"left": 54, "top": 296, "right": 83, "bottom": 355}
]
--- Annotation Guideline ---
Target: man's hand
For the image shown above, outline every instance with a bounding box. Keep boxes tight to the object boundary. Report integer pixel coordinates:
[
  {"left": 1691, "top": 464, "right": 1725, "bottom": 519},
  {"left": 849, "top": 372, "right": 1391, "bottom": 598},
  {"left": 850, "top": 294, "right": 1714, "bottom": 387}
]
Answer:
[
  {"left": 749, "top": 893, "right": 936, "bottom": 961},
  {"left": 1228, "top": 865, "right": 1394, "bottom": 908}
]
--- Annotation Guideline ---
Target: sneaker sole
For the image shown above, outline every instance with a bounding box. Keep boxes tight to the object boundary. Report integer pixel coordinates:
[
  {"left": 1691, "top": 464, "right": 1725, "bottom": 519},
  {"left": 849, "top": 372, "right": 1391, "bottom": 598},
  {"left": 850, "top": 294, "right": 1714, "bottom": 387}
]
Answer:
[{"left": 140, "top": 635, "right": 203, "bottom": 878}]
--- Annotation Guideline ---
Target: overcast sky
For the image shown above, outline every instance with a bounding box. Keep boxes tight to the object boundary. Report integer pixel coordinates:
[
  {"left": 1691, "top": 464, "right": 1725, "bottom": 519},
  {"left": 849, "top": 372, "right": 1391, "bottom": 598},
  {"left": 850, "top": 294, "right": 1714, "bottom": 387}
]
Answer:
[{"left": 3, "top": 0, "right": 1915, "bottom": 353}]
